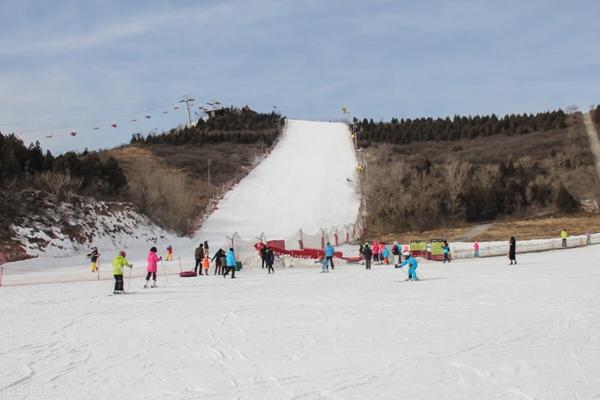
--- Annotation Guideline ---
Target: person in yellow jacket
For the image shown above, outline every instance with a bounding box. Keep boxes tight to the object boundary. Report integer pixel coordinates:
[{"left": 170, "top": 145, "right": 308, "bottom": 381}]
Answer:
[
  {"left": 166, "top": 245, "right": 173, "bottom": 261},
  {"left": 113, "top": 250, "right": 133, "bottom": 294},
  {"left": 560, "top": 229, "right": 568, "bottom": 248}
]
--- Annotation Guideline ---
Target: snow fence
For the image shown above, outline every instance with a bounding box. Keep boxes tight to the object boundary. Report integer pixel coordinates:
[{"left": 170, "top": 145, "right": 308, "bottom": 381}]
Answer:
[{"left": 449, "top": 233, "right": 600, "bottom": 259}]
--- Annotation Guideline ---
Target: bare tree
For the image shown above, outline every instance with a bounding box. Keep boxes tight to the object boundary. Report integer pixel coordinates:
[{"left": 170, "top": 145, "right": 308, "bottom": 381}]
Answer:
[
  {"left": 443, "top": 160, "right": 471, "bottom": 222},
  {"left": 35, "top": 172, "right": 81, "bottom": 199}
]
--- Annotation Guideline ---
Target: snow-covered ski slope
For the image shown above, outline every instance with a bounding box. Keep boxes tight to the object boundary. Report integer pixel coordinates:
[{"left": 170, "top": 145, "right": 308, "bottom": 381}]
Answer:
[
  {"left": 2, "top": 246, "right": 600, "bottom": 399},
  {"left": 196, "top": 119, "right": 361, "bottom": 247}
]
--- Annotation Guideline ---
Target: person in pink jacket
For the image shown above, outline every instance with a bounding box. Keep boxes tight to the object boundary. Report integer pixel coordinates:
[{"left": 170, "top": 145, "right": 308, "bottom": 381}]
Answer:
[
  {"left": 372, "top": 240, "right": 379, "bottom": 263},
  {"left": 145, "top": 246, "right": 162, "bottom": 288}
]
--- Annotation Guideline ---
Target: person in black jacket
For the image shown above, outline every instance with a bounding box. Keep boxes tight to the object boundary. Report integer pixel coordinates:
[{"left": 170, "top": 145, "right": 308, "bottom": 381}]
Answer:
[
  {"left": 362, "top": 243, "right": 373, "bottom": 270},
  {"left": 508, "top": 237, "right": 517, "bottom": 265},
  {"left": 260, "top": 243, "right": 267, "bottom": 269},
  {"left": 194, "top": 244, "right": 204, "bottom": 275},
  {"left": 211, "top": 248, "right": 225, "bottom": 275},
  {"left": 265, "top": 247, "right": 275, "bottom": 274}
]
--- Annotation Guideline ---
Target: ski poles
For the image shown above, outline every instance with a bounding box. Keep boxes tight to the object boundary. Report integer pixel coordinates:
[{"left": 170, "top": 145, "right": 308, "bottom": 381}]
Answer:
[
  {"left": 178, "top": 257, "right": 183, "bottom": 273},
  {"left": 126, "top": 265, "right": 133, "bottom": 292},
  {"left": 97, "top": 256, "right": 100, "bottom": 281},
  {"left": 161, "top": 259, "right": 168, "bottom": 283}
]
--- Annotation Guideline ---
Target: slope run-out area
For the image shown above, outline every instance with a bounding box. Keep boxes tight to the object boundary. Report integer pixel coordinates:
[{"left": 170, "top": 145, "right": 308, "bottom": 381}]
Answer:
[
  {"left": 196, "top": 119, "right": 361, "bottom": 247},
  {"left": 1, "top": 246, "right": 599, "bottom": 399}
]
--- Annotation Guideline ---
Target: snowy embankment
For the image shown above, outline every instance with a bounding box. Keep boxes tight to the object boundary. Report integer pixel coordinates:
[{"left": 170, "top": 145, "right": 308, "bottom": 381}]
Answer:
[
  {"left": 9, "top": 196, "right": 174, "bottom": 258},
  {"left": 1, "top": 245, "right": 599, "bottom": 399}
]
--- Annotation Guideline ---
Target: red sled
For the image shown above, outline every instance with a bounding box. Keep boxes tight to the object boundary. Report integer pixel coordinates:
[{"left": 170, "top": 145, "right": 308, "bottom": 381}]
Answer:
[{"left": 179, "top": 270, "right": 197, "bottom": 277}]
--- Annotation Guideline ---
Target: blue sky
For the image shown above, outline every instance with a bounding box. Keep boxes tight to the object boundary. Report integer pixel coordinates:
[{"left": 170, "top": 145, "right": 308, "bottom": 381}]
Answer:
[{"left": 1, "top": 0, "right": 599, "bottom": 154}]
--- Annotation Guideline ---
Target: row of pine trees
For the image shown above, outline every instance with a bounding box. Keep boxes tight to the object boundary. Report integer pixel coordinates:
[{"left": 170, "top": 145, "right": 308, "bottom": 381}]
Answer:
[{"left": 354, "top": 110, "right": 567, "bottom": 145}]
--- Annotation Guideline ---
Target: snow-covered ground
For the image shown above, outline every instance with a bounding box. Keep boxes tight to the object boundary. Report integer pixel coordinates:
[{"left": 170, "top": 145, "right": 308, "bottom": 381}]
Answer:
[
  {"left": 3, "top": 118, "right": 600, "bottom": 399},
  {"left": 1, "top": 245, "right": 599, "bottom": 399}
]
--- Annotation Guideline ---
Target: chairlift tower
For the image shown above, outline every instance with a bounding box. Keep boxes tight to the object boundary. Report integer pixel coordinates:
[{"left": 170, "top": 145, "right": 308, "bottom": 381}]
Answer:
[{"left": 179, "top": 95, "right": 196, "bottom": 126}]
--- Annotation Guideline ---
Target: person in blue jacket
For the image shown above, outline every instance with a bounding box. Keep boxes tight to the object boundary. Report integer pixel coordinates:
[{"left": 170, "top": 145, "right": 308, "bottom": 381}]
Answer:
[
  {"left": 223, "top": 247, "right": 236, "bottom": 279},
  {"left": 381, "top": 245, "right": 391, "bottom": 265},
  {"left": 324, "top": 242, "right": 335, "bottom": 270},
  {"left": 442, "top": 241, "right": 451, "bottom": 263},
  {"left": 399, "top": 252, "right": 419, "bottom": 281}
]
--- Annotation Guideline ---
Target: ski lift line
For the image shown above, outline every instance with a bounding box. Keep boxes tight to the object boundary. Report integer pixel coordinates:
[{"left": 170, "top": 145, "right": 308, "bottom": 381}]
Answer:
[{"left": 9, "top": 99, "right": 185, "bottom": 136}]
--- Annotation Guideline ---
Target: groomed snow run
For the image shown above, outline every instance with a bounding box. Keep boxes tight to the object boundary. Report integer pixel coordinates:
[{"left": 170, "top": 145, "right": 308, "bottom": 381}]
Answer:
[
  {"left": 196, "top": 119, "right": 361, "bottom": 247},
  {"left": 1, "top": 245, "right": 600, "bottom": 399}
]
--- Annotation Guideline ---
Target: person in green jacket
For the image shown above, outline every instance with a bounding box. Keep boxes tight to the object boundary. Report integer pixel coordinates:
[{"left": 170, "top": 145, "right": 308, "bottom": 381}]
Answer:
[
  {"left": 560, "top": 229, "right": 568, "bottom": 248},
  {"left": 113, "top": 250, "right": 132, "bottom": 294}
]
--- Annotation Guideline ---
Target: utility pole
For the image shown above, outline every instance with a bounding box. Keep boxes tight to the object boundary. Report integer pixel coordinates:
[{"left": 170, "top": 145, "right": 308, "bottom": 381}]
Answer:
[
  {"left": 207, "top": 158, "right": 212, "bottom": 187},
  {"left": 179, "top": 95, "right": 196, "bottom": 126}
]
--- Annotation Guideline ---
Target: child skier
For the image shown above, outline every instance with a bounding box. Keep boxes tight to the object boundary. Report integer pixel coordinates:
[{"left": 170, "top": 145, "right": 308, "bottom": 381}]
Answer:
[
  {"left": 318, "top": 255, "right": 329, "bottom": 273},
  {"left": 399, "top": 252, "right": 419, "bottom": 281},
  {"left": 381, "top": 244, "right": 390, "bottom": 265},
  {"left": 166, "top": 245, "right": 173, "bottom": 261},
  {"left": 145, "top": 247, "right": 162, "bottom": 288},
  {"left": 202, "top": 255, "right": 210, "bottom": 275},
  {"left": 87, "top": 247, "right": 100, "bottom": 272},
  {"left": 473, "top": 240, "right": 480, "bottom": 257},
  {"left": 112, "top": 250, "right": 132, "bottom": 294}
]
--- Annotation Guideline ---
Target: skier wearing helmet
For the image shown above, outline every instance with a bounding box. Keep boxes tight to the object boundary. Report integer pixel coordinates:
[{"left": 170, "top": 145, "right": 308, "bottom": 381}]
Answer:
[
  {"left": 399, "top": 252, "right": 419, "bottom": 281},
  {"left": 112, "top": 250, "right": 133, "bottom": 294}
]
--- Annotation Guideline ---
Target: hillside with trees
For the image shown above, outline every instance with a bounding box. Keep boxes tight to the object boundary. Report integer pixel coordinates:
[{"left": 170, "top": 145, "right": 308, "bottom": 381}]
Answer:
[
  {"left": 1, "top": 107, "right": 285, "bottom": 260},
  {"left": 357, "top": 110, "right": 600, "bottom": 235},
  {"left": 106, "top": 107, "right": 286, "bottom": 234}
]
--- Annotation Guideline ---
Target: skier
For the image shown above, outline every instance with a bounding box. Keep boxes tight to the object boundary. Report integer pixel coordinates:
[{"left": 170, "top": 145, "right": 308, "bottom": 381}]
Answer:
[
  {"left": 265, "top": 247, "right": 275, "bottom": 274},
  {"left": 112, "top": 250, "right": 132, "bottom": 294},
  {"left": 381, "top": 244, "right": 390, "bottom": 265},
  {"left": 211, "top": 248, "right": 225, "bottom": 275},
  {"left": 399, "top": 252, "right": 419, "bottom": 281},
  {"left": 194, "top": 243, "right": 204, "bottom": 275},
  {"left": 144, "top": 246, "right": 162, "bottom": 288},
  {"left": 473, "top": 240, "right": 480, "bottom": 257},
  {"left": 318, "top": 256, "right": 329, "bottom": 273},
  {"left": 372, "top": 240, "right": 379, "bottom": 263},
  {"left": 324, "top": 242, "right": 335, "bottom": 270},
  {"left": 87, "top": 247, "right": 100, "bottom": 272},
  {"left": 443, "top": 241, "right": 451, "bottom": 263},
  {"left": 166, "top": 245, "right": 173, "bottom": 261},
  {"left": 223, "top": 247, "right": 236, "bottom": 279},
  {"left": 560, "top": 229, "right": 568, "bottom": 248},
  {"left": 201, "top": 255, "right": 210, "bottom": 276},
  {"left": 509, "top": 236, "right": 517, "bottom": 265},
  {"left": 391, "top": 241, "right": 402, "bottom": 268},
  {"left": 362, "top": 242, "right": 373, "bottom": 270}
]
